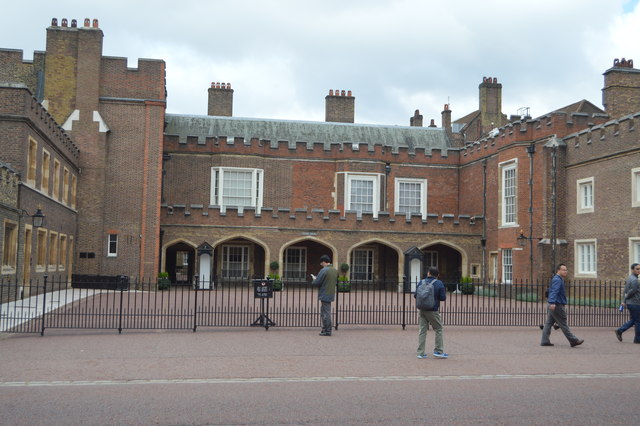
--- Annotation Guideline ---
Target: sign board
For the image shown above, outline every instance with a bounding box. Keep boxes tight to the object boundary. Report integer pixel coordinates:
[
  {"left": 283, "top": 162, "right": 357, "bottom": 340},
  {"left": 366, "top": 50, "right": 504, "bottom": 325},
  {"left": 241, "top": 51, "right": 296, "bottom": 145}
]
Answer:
[{"left": 253, "top": 279, "right": 273, "bottom": 299}]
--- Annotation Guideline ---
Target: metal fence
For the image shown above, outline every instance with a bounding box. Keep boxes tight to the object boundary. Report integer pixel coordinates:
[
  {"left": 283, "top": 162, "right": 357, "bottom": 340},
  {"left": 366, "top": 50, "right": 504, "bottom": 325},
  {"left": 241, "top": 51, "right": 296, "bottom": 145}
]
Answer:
[{"left": 0, "top": 276, "right": 628, "bottom": 334}]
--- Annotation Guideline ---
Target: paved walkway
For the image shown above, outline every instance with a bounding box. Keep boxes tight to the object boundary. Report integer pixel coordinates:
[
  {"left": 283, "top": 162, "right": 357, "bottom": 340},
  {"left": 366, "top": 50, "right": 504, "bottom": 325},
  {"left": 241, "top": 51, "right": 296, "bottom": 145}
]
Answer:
[{"left": 1, "top": 325, "right": 638, "bottom": 385}]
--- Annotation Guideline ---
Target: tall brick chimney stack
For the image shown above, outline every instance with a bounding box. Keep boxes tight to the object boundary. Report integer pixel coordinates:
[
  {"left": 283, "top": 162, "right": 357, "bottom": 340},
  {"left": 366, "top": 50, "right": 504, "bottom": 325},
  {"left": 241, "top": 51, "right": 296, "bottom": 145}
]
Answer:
[
  {"left": 479, "top": 77, "right": 502, "bottom": 135},
  {"left": 410, "top": 109, "right": 423, "bottom": 127},
  {"left": 602, "top": 58, "right": 640, "bottom": 119},
  {"left": 325, "top": 89, "right": 355, "bottom": 123},
  {"left": 441, "top": 103, "right": 452, "bottom": 139},
  {"left": 208, "top": 82, "right": 233, "bottom": 116}
]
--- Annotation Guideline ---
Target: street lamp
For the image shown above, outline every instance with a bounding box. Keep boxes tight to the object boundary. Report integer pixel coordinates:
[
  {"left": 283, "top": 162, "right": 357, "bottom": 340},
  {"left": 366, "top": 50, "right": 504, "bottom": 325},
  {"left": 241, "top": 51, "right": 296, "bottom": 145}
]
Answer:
[{"left": 22, "top": 207, "right": 45, "bottom": 228}]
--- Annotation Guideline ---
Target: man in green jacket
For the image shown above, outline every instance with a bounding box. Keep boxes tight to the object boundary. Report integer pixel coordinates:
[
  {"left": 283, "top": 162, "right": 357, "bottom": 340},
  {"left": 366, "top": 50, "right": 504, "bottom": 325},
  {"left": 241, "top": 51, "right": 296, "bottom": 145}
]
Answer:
[{"left": 312, "top": 254, "right": 338, "bottom": 336}]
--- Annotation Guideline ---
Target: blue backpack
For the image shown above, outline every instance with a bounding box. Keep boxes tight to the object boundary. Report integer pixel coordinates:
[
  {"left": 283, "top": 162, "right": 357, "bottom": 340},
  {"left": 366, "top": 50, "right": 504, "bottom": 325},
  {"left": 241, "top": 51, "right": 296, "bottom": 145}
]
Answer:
[{"left": 415, "top": 278, "right": 436, "bottom": 310}]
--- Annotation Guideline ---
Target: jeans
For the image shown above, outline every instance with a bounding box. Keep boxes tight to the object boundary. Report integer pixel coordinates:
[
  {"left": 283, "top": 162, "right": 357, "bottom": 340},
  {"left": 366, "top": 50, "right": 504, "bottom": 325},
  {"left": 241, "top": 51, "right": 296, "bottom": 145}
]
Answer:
[{"left": 625, "top": 304, "right": 640, "bottom": 343}]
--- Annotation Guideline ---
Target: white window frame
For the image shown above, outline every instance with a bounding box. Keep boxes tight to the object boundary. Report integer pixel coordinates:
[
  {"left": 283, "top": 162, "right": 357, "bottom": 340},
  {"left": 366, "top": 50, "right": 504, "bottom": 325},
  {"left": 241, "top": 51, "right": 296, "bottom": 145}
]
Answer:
[
  {"left": 632, "top": 167, "right": 640, "bottom": 208},
  {"left": 502, "top": 249, "right": 513, "bottom": 284},
  {"left": 107, "top": 234, "right": 118, "bottom": 257},
  {"left": 283, "top": 247, "right": 307, "bottom": 281},
  {"left": 424, "top": 250, "right": 438, "bottom": 269},
  {"left": 210, "top": 167, "right": 264, "bottom": 210},
  {"left": 499, "top": 160, "right": 517, "bottom": 227},
  {"left": 351, "top": 248, "right": 374, "bottom": 281},
  {"left": 344, "top": 173, "right": 380, "bottom": 218},
  {"left": 629, "top": 238, "right": 640, "bottom": 266},
  {"left": 221, "top": 245, "right": 250, "bottom": 279},
  {"left": 394, "top": 178, "right": 427, "bottom": 219},
  {"left": 576, "top": 177, "right": 594, "bottom": 214},
  {"left": 575, "top": 239, "right": 597, "bottom": 277}
]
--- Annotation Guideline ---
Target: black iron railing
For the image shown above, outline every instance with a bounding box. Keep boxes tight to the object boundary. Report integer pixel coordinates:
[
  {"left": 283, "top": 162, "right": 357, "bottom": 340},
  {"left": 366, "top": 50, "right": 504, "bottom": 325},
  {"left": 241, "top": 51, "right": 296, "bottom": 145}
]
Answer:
[{"left": 0, "top": 276, "right": 628, "bottom": 334}]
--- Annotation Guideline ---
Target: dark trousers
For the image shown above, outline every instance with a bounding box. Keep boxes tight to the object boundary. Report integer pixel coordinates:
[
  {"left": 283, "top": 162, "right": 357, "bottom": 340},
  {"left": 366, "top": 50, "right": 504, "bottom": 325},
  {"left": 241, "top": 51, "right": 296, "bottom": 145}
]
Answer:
[
  {"left": 320, "top": 301, "right": 332, "bottom": 333},
  {"left": 541, "top": 304, "right": 579, "bottom": 345}
]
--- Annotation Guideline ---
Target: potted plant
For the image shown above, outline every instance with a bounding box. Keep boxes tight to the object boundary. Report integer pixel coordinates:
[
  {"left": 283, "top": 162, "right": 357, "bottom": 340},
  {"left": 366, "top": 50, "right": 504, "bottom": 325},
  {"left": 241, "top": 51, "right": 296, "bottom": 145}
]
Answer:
[
  {"left": 459, "top": 276, "right": 475, "bottom": 295},
  {"left": 157, "top": 272, "right": 170, "bottom": 291},
  {"left": 337, "top": 263, "right": 351, "bottom": 292},
  {"left": 268, "top": 260, "right": 283, "bottom": 291}
]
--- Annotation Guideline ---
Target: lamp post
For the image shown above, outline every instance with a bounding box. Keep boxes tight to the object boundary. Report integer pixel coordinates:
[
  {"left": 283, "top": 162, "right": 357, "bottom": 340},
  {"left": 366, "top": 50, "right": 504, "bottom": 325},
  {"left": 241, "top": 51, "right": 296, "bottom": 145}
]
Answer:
[{"left": 16, "top": 207, "right": 45, "bottom": 293}]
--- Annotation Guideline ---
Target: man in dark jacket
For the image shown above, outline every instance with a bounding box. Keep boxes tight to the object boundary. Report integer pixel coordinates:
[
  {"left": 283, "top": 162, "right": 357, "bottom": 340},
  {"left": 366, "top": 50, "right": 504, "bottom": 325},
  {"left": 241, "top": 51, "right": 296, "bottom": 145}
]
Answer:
[
  {"left": 615, "top": 263, "right": 640, "bottom": 343},
  {"left": 415, "top": 267, "right": 448, "bottom": 358},
  {"left": 312, "top": 254, "right": 337, "bottom": 336},
  {"left": 541, "top": 263, "right": 584, "bottom": 347}
]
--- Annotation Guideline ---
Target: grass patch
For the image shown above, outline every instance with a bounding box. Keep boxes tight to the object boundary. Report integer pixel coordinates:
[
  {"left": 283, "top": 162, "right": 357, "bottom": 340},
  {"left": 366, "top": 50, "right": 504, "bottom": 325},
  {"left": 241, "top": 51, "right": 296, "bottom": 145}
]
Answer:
[
  {"left": 568, "top": 297, "right": 619, "bottom": 308},
  {"left": 477, "top": 287, "right": 497, "bottom": 297}
]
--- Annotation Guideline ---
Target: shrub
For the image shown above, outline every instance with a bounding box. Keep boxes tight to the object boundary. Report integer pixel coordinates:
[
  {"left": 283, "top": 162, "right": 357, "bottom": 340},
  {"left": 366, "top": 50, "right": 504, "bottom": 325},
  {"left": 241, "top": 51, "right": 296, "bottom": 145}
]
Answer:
[
  {"left": 516, "top": 292, "right": 538, "bottom": 302},
  {"left": 157, "top": 272, "right": 170, "bottom": 290},
  {"left": 460, "top": 283, "right": 475, "bottom": 295},
  {"left": 337, "top": 275, "right": 351, "bottom": 292}
]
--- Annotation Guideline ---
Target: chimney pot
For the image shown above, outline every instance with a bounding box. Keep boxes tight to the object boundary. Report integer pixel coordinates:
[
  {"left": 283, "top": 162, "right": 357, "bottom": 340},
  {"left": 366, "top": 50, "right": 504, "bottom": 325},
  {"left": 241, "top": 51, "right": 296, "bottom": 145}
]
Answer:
[
  {"left": 51, "top": 18, "right": 58, "bottom": 26},
  {"left": 347, "top": 90, "right": 352, "bottom": 97},
  {"left": 92, "top": 19, "right": 99, "bottom": 28},
  {"left": 84, "top": 18, "right": 90, "bottom": 27},
  {"left": 62, "top": 18, "right": 68, "bottom": 27},
  {"left": 71, "top": 19, "right": 77, "bottom": 28}
]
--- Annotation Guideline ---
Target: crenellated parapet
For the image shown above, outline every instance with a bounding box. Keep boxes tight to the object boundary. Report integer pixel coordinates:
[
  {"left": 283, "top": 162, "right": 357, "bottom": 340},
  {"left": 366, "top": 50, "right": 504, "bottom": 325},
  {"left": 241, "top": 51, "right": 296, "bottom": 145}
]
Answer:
[
  {"left": 0, "top": 84, "right": 79, "bottom": 161},
  {"left": 164, "top": 133, "right": 457, "bottom": 164},
  {"left": 460, "top": 110, "right": 610, "bottom": 162},
  {"left": 161, "top": 204, "right": 483, "bottom": 235},
  {"left": 563, "top": 111, "right": 639, "bottom": 164}
]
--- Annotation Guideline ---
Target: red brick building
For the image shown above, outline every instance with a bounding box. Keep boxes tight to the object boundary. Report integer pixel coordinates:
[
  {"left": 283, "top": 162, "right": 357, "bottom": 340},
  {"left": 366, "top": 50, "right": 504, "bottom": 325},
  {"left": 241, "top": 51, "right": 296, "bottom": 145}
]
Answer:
[{"left": 1, "top": 19, "right": 639, "bottom": 290}]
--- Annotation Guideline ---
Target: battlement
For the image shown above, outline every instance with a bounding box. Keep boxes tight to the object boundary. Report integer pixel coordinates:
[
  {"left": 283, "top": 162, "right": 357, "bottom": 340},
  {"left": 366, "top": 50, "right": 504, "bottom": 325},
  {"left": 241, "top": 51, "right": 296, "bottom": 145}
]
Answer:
[
  {"left": 164, "top": 133, "right": 457, "bottom": 163},
  {"left": 563, "top": 111, "right": 639, "bottom": 163},
  {"left": 161, "top": 204, "right": 483, "bottom": 235},
  {"left": 460, "top": 110, "right": 610, "bottom": 161},
  {"left": 0, "top": 84, "right": 79, "bottom": 161}
]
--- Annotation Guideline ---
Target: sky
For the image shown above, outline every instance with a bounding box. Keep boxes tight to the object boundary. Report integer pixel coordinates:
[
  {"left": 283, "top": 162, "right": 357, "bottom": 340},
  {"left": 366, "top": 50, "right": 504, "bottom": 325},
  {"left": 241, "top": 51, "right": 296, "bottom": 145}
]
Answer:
[{"left": 2, "top": 0, "right": 639, "bottom": 127}]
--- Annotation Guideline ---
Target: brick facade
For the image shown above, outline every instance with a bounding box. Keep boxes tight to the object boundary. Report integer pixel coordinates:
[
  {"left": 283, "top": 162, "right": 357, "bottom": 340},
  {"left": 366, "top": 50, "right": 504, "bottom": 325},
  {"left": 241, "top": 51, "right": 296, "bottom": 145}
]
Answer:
[{"left": 1, "top": 20, "right": 639, "bottom": 288}]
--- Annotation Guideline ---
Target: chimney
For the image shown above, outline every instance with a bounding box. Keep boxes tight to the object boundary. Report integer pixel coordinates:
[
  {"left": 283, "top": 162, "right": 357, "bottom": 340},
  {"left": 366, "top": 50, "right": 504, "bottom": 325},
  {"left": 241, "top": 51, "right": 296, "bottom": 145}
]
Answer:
[
  {"left": 441, "top": 104, "right": 452, "bottom": 139},
  {"left": 428, "top": 119, "right": 437, "bottom": 128},
  {"left": 325, "top": 89, "right": 355, "bottom": 123},
  {"left": 602, "top": 58, "right": 640, "bottom": 118},
  {"left": 410, "top": 109, "right": 423, "bottom": 127},
  {"left": 208, "top": 82, "right": 233, "bottom": 117},
  {"left": 479, "top": 77, "right": 503, "bottom": 134}
]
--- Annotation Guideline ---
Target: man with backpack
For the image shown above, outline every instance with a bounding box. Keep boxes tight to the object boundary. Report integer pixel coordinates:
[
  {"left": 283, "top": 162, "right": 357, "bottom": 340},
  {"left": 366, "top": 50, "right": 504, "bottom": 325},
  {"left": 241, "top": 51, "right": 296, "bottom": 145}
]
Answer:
[{"left": 414, "top": 267, "right": 448, "bottom": 359}]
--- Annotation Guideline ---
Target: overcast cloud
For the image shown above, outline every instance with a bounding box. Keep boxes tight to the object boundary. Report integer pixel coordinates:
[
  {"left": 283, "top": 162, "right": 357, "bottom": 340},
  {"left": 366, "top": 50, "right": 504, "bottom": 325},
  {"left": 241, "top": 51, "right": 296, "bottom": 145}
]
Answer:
[{"left": 2, "top": 0, "right": 639, "bottom": 126}]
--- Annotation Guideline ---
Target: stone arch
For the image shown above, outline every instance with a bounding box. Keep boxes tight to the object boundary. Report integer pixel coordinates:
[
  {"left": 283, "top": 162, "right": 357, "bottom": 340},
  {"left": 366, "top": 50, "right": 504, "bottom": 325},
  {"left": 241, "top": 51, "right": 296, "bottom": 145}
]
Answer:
[
  {"left": 347, "top": 238, "right": 403, "bottom": 290},
  {"left": 162, "top": 239, "right": 197, "bottom": 286},
  {"left": 211, "top": 234, "right": 269, "bottom": 280},
  {"left": 420, "top": 240, "right": 468, "bottom": 284},
  {"left": 279, "top": 237, "right": 337, "bottom": 284}
]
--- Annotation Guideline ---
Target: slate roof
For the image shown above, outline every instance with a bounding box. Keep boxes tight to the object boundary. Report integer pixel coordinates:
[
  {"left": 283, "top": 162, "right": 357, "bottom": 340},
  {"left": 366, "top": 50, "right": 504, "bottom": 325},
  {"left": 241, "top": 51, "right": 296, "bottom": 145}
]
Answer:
[{"left": 165, "top": 114, "right": 453, "bottom": 153}]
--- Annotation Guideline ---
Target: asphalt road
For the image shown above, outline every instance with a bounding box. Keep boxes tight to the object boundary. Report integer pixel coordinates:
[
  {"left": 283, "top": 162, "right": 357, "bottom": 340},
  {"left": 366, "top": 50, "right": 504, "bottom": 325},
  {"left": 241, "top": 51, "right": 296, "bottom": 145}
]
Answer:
[{"left": 1, "top": 326, "right": 638, "bottom": 425}]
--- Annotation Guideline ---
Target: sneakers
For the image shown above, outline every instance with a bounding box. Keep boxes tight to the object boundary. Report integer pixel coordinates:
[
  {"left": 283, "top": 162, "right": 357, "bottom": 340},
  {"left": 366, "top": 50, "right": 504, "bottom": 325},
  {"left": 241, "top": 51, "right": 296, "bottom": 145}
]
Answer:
[
  {"left": 433, "top": 351, "right": 449, "bottom": 359},
  {"left": 615, "top": 329, "right": 623, "bottom": 342},
  {"left": 416, "top": 353, "right": 428, "bottom": 359}
]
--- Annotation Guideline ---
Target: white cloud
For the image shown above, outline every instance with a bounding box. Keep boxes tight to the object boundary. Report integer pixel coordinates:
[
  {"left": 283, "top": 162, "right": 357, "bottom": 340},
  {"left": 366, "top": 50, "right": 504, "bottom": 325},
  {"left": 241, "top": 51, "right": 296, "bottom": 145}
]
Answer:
[{"left": 2, "top": 0, "right": 639, "bottom": 127}]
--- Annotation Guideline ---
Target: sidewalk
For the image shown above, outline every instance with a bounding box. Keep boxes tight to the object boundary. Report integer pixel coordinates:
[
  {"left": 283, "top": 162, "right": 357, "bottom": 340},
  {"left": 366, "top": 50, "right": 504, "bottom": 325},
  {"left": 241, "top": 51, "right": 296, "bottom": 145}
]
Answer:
[{"left": 1, "top": 325, "right": 638, "bottom": 385}]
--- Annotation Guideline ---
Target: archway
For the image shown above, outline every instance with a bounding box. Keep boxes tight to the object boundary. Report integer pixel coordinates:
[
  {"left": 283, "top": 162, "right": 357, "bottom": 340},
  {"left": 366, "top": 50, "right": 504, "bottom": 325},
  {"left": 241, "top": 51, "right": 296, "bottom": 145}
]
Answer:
[
  {"left": 421, "top": 242, "right": 465, "bottom": 289},
  {"left": 165, "top": 241, "right": 196, "bottom": 286}
]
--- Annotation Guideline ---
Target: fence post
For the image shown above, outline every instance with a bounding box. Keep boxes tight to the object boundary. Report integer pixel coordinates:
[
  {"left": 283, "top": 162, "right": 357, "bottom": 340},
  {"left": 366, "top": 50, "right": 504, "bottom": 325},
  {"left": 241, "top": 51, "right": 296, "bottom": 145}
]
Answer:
[
  {"left": 402, "top": 275, "right": 407, "bottom": 330},
  {"left": 40, "top": 275, "right": 48, "bottom": 336},
  {"left": 193, "top": 276, "right": 199, "bottom": 332},
  {"left": 118, "top": 282, "right": 124, "bottom": 334}
]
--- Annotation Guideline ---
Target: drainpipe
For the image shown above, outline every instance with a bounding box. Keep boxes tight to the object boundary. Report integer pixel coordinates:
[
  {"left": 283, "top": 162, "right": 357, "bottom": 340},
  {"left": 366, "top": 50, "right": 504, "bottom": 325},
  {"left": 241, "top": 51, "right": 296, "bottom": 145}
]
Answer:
[{"left": 482, "top": 159, "right": 487, "bottom": 284}]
